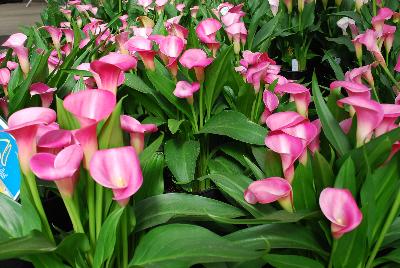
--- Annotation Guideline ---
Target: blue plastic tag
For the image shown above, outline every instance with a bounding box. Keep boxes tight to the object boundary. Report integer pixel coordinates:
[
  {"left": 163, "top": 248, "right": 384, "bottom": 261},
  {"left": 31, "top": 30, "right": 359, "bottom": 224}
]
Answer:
[{"left": 0, "top": 119, "right": 21, "bottom": 200}]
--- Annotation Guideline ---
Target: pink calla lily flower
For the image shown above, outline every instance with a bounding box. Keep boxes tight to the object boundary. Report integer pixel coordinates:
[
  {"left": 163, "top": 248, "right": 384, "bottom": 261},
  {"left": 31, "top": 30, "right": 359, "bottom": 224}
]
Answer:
[
  {"left": 190, "top": 6, "right": 199, "bottom": 18},
  {"left": 0, "top": 68, "right": 10, "bottom": 96},
  {"left": 344, "top": 64, "right": 374, "bottom": 88},
  {"left": 374, "top": 104, "right": 400, "bottom": 137},
  {"left": 275, "top": 83, "right": 311, "bottom": 117},
  {"left": 337, "top": 17, "right": 357, "bottom": 36},
  {"left": 89, "top": 146, "right": 143, "bottom": 206},
  {"left": 196, "top": 18, "right": 222, "bottom": 57},
  {"left": 339, "top": 118, "right": 353, "bottom": 134},
  {"left": 2, "top": 33, "right": 30, "bottom": 75},
  {"left": 7, "top": 61, "right": 18, "bottom": 71},
  {"left": 90, "top": 60, "right": 125, "bottom": 94},
  {"left": 396, "top": 54, "right": 400, "bottom": 73},
  {"left": 30, "top": 83, "right": 57, "bottom": 108},
  {"left": 115, "top": 32, "right": 130, "bottom": 54},
  {"left": 260, "top": 90, "right": 279, "bottom": 124},
  {"left": 64, "top": 89, "right": 116, "bottom": 166},
  {"left": 4, "top": 107, "right": 56, "bottom": 174},
  {"left": 137, "top": 0, "right": 153, "bottom": 13},
  {"left": 266, "top": 111, "right": 306, "bottom": 131},
  {"left": 382, "top": 24, "right": 396, "bottom": 54},
  {"left": 309, "top": 119, "right": 321, "bottom": 154},
  {"left": 159, "top": 36, "right": 185, "bottom": 77},
  {"left": 354, "top": 29, "right": 385, "bottom": 66},
  {"left": 265, "top": 131, "right": 304, "bottom": 183},
  {"left": 30, "top": 144, "right": 83, "bottom": 197},
  {"left": 268, "top": 0, "right": 279, "bottom": 16},
  {"left": 99, "top": 52, "right": 138, "bottom": 72},
  {"left": 337, "top": 96, "right": 384, "bottom": 146},
  {"left": 176, "top": 3, "right": 185, "bottom": 12},
  {"left": 166, "top": 23, "right": 189, "bottom": 42},
  {"left": 120, "top": 115, "right": 158, "bottom": 153},
  {"left": 173, "top": 81, "right": 200, "bottom": 104},
  {"left": 179, "top": 49, "right": 213, "bottom": 82},
  {"left": 330, "top": 80, "right": 371, "bottom": 99},
  {"left": 225, "top": 22, "right": 247, "bottom": 54},
  {"left": 244, "top": 177, "right": 292, "bottom": 204},
  {"left": 37, "top": 129, "right": 73, "bottom": 154},
  {"left": 319, "top": 188, "right": 363, "bottom": 239},
  {"left": 119, "top": 15, "right": 129, "bottom": 30},
  {"left": 62, "top": 28, "right": 74, "bottom": 44},
  {"left": 41, "top": 26, "right": 63, "bottom": 50},
  {"left": 126, "top": 36, "right": 157, "bottom": 70},
  {"left": 155, "top": 0, "right": 168, "bottom": 13},
  {"left": 372, "top": 7, "right": 393, "bottom": 34},
  {"left": 221, "top": 4, "right": 245, "bottom": 27}
]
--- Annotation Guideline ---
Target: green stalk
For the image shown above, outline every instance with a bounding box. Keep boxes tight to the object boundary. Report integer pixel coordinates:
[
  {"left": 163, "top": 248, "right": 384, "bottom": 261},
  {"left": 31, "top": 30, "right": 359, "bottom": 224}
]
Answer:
[
  {"left": 199, "top": 83, "right": 204, "bottom": 129},
  {"left": 365, "top": 188, "right": 400, "bottom": 268},
  {"left": 121, "top": 208, "right": 128, "bottom": 268},
  {"left": 372, "top": 0, "right": 377, "bottom": 16},
  {"left": 25, "top": 172, "right": 54, "bottom": 243},
  {"left": 62, "top": 194, "right": 84, "bottom": 233},
  {"left": 371, "top": 84, "right": 380, "bottom": 102},
  {"left": 190, "top": 104, "right": 199, "bottom": 133},
  {"left": 95, "top": 184, "right": 103, "bottom": 239},
  {"left": 87, "top": 176, "right": 96, "bottom": 246},
  {"left": 328, "top": 240, "right": 338, "bottom": 268},
  {"left": 382, "top": 65, "right": 400, "bottom": 97}
]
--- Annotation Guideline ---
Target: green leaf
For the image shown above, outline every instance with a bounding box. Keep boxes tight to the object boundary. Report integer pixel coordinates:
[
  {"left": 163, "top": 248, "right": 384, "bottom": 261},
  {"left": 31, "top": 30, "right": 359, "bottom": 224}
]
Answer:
[
  {"left": 165, "top": 139, "right": 200, "bottom": 184},
  {"left": 0, "top": 194, "right": 24, "bottom": 240},
  {"left": 204, "top": 46, "right": 234, "bottom": 109},
  {"left": 312, "top": 73, "right": 350, "bottom": 156},
  {"left": 322, "top": 50, "right": 345, "bottom": 80},
  {"left": 0, "top": 231, "right": 56, "bottom": 260},
  {"left": 312, "top": 152, "right": 334, "bottom": 195},
  {"left": 252, "top": 147, "right": 283, "bottom": 177},
  {"left": 93, "top": 207, "right": 124, "bottom": 268},
  {"left": 134, "top": 153, "right": 164, "bottom": 202},
  {"left": 55, "top": 97, "right": 80, "bottom": 130},
  {"left": 209, "top": 210, "right": 320, "bottom": 225},
  {"left": 28, "top": 254, "right": 66, "bottom": 268},
  {"left": 263, "top": 254, "right": 324, "bottom": 268},
  {"left": 130, "top": 224, "right": 261, "bottom": 267},
  {"left": 243, "top": 156, "right": 264, "bottom": 180},
  {"left": 200, "top": 111, "right": 268, "bottom": 145},
  {"left": 134, "top": 193, "right": 245, "bottom": 231},
  {"left": 225, "top": 224, "right": 328, "bottom": 257},
  {"left": 335, "top": 157, "right": 356, "bottom": 195},
  {"left": 208, "top": 173, "right": 273, "bottom": 217},
  {"left": 139, "top": 133, "right": 164, "bottom": 165},
  {"left": 292, "top": 161, "right": 317, "bottom": 211},
  {"left": 253, "top": 13, "right": 281, "bottom": 49},
  {"left": 124, "top": 72, "right": 156, "bottom": 95},
  {"left": 168, "top": 119, "right": 185, "bottom": 134},
  {"left": 55, "top": 233, "right": 90, "bottom": 266},
  {"left": 98, "top": 97, "right": 125, "bottom": 149}
]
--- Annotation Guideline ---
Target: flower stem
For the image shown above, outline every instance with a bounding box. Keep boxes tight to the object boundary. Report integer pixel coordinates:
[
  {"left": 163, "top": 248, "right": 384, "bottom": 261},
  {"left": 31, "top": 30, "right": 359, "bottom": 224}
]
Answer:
[
  {"left": 328, "top": 239, "right": 338, "bottom": 268},
  {"left": 365, "top": 188, "right": 400, "bottom": 268},
  {"left": 62, "top": 194, "right": 84, "bottom": 233},
  {"left": 121, "top": 208, "right": 128, "bottom": 268},
  {"left": 372, "top": 0, "right": 377, "bottom": 16},
  {"left": 87, "top": 175, "right": 96, "bottom": 247},
  {"left": 190, "top": 104, "right": 199, "bottom": 133},
  {"left": 25, "top": 172, "right": 54, "bottom": 243},
  {"left": 95, "top": 184, "right": 103, "bottom": 239},
  {"left": 199, "top": 83, "right": 204, "bottom": 129},
  {"left": 382, "top": 65, "right": 399, "bottom": 97}
]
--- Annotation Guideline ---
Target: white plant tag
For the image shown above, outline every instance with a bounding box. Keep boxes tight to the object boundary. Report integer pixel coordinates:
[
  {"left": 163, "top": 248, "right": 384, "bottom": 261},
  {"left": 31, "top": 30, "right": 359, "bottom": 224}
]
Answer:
[{"left": 291, "top": 59, "right": 299, "bottom": 72}]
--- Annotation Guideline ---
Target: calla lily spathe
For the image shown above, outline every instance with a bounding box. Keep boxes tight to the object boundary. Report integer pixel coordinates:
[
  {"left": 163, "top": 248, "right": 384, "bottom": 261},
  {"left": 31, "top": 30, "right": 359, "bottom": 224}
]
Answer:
[
  {"left": 319, "top": 188, "right": 363, "bottom": 239},
  {"left": 89, "top": 146, "right": 143, "bottom": 206},
  {"left": 2, "top": 33, "right": 30, "bottom": 75},
  {"left": 244, "top": 177, "right": 292, "bottom": 205},
  {"left": 120, "top": 115, "right": 158, "bottom": 153},
  {"left": 30, "top": 83, "right": 57, "bottom": 108},
  {"left": 179, "top": 49, "right": 213, "bottom": 82}
]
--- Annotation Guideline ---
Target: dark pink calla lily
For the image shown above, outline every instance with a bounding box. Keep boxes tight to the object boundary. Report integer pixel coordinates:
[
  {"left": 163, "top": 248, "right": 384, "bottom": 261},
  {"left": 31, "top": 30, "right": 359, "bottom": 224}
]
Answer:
[
  {"left": 179, "top": 49, "right": 213, "bottom": 82},
  {"left": 339, "top": 118, "right": 353, "bottom": 134},
  {"left": 344, "top": 64, "right": 374, "bottom": 88},
  {"left": 190, "top": 6, "right": 199, "bottom": 18},
  {"left": 62, "top": 28, "right": 74, "bottom": 44},
  {"left": 166, "top": 23, "right": 189, "bottom": 42},
  {"left": 330, "top": 80, "right": 371, "bottom": 98},
  {"left": 120, "top": 115, "right": 158, "bottom": 153},
  {"left": 30, "top": 82, "right": 57, "bottom": 108},
  {"left": 159, "top": 36, "right": 185, "bottom": 77},
  {"left": 260, "top": 90, "right": 279, "bottom": 124},
  {"left": 382, "top": 24, "right": 396, "bottom": 54},
  {"left": 37, "top": 129, "right": 72, "bottom": 152},
  {"left": 337, "top": 96, "right": 384, "bottom": 146},
  {"left": 173, "top": 81, "right": 200, "bottom": 104},
  {"left": 99, "top": 52, "right": 138, "bottom": 72},
  {"left": 126, "top": 36, "right": 157, "bottom": 70},
  {"left": 89, "top": 146, "right": 143, "bottom": 206},
  {"left": 355, "top": 29, "right": 385, "bottom": 66},
  {"left": 225, "top": 22, "right": 247, "bottom": 54},
  {"left": 371, "top": 7, "right": 393, "bottom": 34},
  {"left": 266, "top": 111, "right": 306, "bottom": 131},
  {"left": 196, "top": 18, "right": 222, "bottom": 57},
  {"left": 115, "top": 32, "right": 130, "bottom": 54},
  {"left": 30, "top": 145, "right": 83, "bottom": 197},
  {"left": 90, "top": 60, "right": 124, "bottom": 94},
  {"left": 6, "top": 61, "right": 18, "bottom": 71},
  {"left": 41, "top": 26, "right": 63, "bottom": 50},
  {"left": 265, "top": 131, "right": 304, "bottom": 183},
  {"left": 275, "top": 83, "right": 311, "bottom": 117},
  {"left": 244, "top": 177, "right": 292, "bottom": 204},
  {"left": 119, "top": 15, "right": 129, "bottom": 30},
  {"left": 0, "top": 68, "right": 10, "bottom": 96},
  {"left": 64, "top": 89, "right": 116, "bottom": 166},
  {"left": 221, "top": 3, "right": 245, "bottom": 27},
  {"left": 2, "top": 33, "right": 30, "bottom": 75},
  {"left": 319, "top": 188, "right": 363, "bottom": 239},
  {"left": 309, "top": 119, "right": 321, "bottom": 154},
  {"left": 374, "top": 104, "right": 400, "bottom": 137},
  {"left": 4, "top": 107, "right": 56, "bottom": 174}
]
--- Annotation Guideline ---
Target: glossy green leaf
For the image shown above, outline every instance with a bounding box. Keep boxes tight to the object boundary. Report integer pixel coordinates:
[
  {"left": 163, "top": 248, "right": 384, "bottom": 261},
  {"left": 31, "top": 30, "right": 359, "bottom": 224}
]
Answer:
[
  {"left": 252, "top": 147, "right": 282, "bottom": 177},
  {"left": 165, "top": 139, "right": 200, "bottom": 184},
  {"left": 292, "top": 161, "right": 318, "bottom": 211},
  {"left": 253, "top": 13, "right": 281, "bottom": 49},
  {"left": 124, "top": 72, "right": 156, "bottom": 96},
  {"left": 134, "top": 193, "right": 245, "bottom": 231},
  {"left": 263, "top": 254, "right": 324, "bottom": 268},
  {"left": 312, "top": 151, "right": 334, "bottom": 195},
  {"left": 312, "top": 73, "right": 350, "bottom": 156},
  {"left": 0, "top": 231, "right": 56, "bottom": 260},
  {"left": 168, "top": 119, "right": 185, "bottom": 134},
  {"left": 98, "top": 97, "right": 125, "bottom": 149},
  {"left": 335, "top": 157, "right": 357, "bottom": 195},
  {"left": 130, "top": 224, "right": 261, "bottom": 267},
  {"left": 55, "top": 233, "right": 90, "bottom": 266},
  {"left": 243, "top": 156, "right": 264, "bottom": 180},
  {"left": 55, "top": 97, "right": 80, "bottom": 130},
  {"left": 93, "top": 207, "right": 124, "bottom": 268},
  {"left": 200, "top": 111, "right": 268, "bottom": 145},
  {"left": 135, "top": 153, "right": 164, "bottom": 202},
  {"left": 0, "top": 194, "right": 24, "bottom": 240},
  {"left": 226, "top": 223, "right": 328, "bottom": 257},
  {"left": 139, "top": 133, "right": 164, "bottom": 165}
]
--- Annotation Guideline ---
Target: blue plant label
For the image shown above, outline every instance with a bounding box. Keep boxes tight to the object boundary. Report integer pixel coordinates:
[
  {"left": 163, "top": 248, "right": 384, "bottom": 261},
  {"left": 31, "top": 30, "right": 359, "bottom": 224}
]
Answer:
[{"left": 0, "top": 118, "right": 21, "bottom": 200}]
